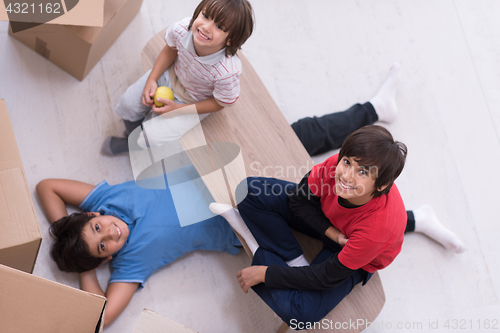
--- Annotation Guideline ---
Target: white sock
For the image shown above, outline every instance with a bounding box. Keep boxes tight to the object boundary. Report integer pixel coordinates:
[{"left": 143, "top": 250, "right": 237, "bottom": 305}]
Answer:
[
  {"left": 209, "top": 203, "right": 259, "bottom": 255},
  {"left": 369, "top": 62, "right": 401, "bottom": 123},
  {"left": 413, "top": 205, "right": 466, "bottom": 253},
  {"left": 286, "top": 254, "right": 309, "bottom": 267}
]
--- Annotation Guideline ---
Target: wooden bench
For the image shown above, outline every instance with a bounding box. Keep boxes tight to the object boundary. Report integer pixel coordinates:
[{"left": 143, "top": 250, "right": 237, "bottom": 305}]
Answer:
[{"left": 141, "top": 29, "right": 385, "bottom": 333}]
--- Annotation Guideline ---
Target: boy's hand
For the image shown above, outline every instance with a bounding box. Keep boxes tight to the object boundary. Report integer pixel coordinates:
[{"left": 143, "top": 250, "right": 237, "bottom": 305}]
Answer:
[
  {"left": 325, "top": 226, "right": 348, "bottom": 247},
  {"left": 237, "top": 266, "right": 267, "bottom": 293},
  {"left": 152, "top": 98, "right": 181, "bottom": 115},
  {"left": 338, "top": 233, "right": 348, "bottom": 247},
  {"left": 142, "top": 79, "right": 157, "bottom": 106}
]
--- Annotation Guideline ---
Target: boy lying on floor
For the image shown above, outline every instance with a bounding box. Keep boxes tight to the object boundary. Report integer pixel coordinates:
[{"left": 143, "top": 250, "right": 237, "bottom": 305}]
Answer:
[{"left": 36, "top": 166, "right": 241, "bottom": 327}]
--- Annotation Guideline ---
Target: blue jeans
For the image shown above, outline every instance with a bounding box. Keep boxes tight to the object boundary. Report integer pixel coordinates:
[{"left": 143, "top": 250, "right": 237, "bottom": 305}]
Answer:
[{"left": 236, "top": 177, "right": 371, "bottom": 327}]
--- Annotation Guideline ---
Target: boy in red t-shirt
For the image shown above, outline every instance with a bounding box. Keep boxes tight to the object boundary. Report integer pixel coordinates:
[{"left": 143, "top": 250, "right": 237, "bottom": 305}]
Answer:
[{"left": 210, "top": 125, "right": 465, "bottom": 327}]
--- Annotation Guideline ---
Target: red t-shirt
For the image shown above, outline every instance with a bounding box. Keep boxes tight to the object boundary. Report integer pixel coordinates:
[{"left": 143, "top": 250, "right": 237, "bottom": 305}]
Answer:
[{"left": 308, "top": 154, "right": 406, "bottom": 273}]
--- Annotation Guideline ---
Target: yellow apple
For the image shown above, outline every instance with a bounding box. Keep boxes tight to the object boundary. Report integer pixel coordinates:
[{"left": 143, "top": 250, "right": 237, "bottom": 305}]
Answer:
[{"left": 154, "top": 86, "right": 175, "bottom": 107}]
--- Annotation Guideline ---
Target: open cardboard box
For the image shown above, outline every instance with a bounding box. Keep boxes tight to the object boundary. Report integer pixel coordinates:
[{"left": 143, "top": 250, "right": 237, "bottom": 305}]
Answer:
[
  {"left": 6, "top": 0, "right": 143, "bottom": 80},
  {"left": 0, "top": 99, "right": 42, "bottom": 274},
  {"left": 0, "top": 263, "right": 107, "bottom": 333},
  {"left": 132, "top": 309, "right": 198, "bottom": 333},
  {"left": 0, "top": 102, "right": 106, "bottom": 331}
]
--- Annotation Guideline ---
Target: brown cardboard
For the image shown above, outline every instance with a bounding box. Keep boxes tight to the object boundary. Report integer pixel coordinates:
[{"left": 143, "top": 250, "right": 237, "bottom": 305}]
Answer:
[
  {"left": 0, "top": 99, "right": 42, "bottom": 274},
  {"left": 0, "top": 263, "right": 106, "bottom": 333},
  {"left": 0, "top": 0, "right": 105, "bottom": 27},
  {"left": 8, "top": 0, "right": 143, "bottom": 80},
  {"left": 132, "top": 309, "right": 198, "bottom": 333}
]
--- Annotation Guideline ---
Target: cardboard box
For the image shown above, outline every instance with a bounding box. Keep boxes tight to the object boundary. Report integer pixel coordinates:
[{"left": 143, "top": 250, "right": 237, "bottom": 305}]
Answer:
[
  {"left": 0, "top": 99, "right": 42, "bottom": 274},
  {"left": 0, "top": 263, "right": 106, "bottom": 333},
  {"left": 132, "top": 309, "right": 198, "bottom": 333},
  {"left": 8, "top": 0, "right": 143, "bottom": 80},
  {"left": 0, "top": 0, "right": 104, "bottom": 27}
]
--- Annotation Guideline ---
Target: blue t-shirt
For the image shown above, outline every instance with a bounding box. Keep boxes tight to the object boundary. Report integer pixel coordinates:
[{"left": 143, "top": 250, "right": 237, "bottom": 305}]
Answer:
[{"left": 79, "top": 167, "right": 240, "bottom": 289}]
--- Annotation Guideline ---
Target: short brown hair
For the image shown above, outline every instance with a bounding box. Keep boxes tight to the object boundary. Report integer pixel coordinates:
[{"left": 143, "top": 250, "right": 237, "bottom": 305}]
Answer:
[
  {"left": 49, "top": 213, "right": 106, "bottom": 273},
  {"left": 338, "top": 125, "right": 407, "bottom": 198},
  {"left": 189, "top": 0, "right": 254, "bottom": 57}
]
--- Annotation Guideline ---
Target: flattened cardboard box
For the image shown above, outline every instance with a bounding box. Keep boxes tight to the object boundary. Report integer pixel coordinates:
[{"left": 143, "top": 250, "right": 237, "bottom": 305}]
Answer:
[
  {"left": 8, "top": 0, "right": 143, "bottom": 80},
  {"left": 133, "top": 309, "right": 199, "bottom": 333},
  {"left": 0, "top": 99, "right": 42, "bottom": 274},
  {"left": 0, "top": 264, "right": 106, "bottom": 333}
]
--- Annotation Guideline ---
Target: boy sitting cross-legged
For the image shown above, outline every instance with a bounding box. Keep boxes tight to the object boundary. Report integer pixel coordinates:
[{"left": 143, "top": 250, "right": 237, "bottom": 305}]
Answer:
[
  {"left": 210, "top": 125, "right": 465, "bottom": 327},
  {"left": 103, "top": 0, "right": 254, "bottom": 154}
]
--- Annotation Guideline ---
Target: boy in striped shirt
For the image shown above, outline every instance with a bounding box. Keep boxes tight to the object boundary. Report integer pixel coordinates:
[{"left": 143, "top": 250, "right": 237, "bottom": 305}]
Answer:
[{"left": 103, "top": 0, "right": 254, "bottom": 154}]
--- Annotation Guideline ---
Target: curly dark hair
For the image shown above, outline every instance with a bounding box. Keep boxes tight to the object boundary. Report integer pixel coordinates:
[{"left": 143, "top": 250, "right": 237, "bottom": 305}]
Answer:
[
  {"left": 338, "top": 125, "right": 408, "bottom": 198},
  {"left": 189, "top": 0, "right": 254, "bottom": 57},
  {"left": 49, "top": 212, "right": 107, "bottom": 273}
]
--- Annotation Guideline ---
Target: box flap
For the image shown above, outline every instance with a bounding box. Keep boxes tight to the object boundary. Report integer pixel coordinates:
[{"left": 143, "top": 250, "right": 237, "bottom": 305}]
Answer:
[
  {"left": 65, "top": 0, "right": 129, "bottom": 43},
  {"left": 132, "top": 309, "right": 199, "bottom": 333},
  {"left": 0, "top": 167, "right": 41, "bottom": 249},
  {"left": 0, "top": 0, "right": 105, "bottom": 27},
  {"left": 0, "top": 264, "right": 107, "bottom": 333},
  {"left": 0, "top": 100, "right": 42, "bottom": 273},
  {"left": 0, "top": 100, "right": 23, "bottom": 171},
  {"left": 0, "top": 238, "right": 41, "bottom": 273}
]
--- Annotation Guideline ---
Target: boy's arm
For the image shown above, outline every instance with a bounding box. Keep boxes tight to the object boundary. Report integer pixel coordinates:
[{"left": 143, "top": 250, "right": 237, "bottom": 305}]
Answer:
[
  {"left": 152, "top": 96, "right": 224, "bottom": 115},
  {"left": 325, "top": 226, "right": 348, "bottom": 246},
  {"left": 194, "top": 97, "right": 225, "bottom": 113},
  {"left": 143, "top": 45, "right": 179, "bottom": 106},
  {"left": 80, "top": 270, "right": 139, "bottom": 327},
  {"left": 237, "top": 253, "right": 357, "bottom": 292},
  {"left": 264, "top": 253, "right": 357, "bottom": 290},
  {"left": 288, "top": 172, "right": 347, "bottom": 245},
  {"left": 152, "top": 63, "right": 240, "bottom": 115},
  {"left": 36, "top": 179, "right": 96, "bottom": 223}
]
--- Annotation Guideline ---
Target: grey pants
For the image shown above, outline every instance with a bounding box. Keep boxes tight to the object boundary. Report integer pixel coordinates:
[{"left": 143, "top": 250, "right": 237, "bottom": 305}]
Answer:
[
  {"left": 115, "top": 69, "right": 186, "bottom": 123},
  {"left": 116, "top": 69, "right": 209, "bottom": 148}
]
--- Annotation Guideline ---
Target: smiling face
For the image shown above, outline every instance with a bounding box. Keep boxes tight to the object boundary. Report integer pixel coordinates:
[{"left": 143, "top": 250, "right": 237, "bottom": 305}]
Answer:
[
  {"left": 191, "top": 10, "right": 230, "bottom": 56},
  {"left": 81, "top": 213, "right": 129, "bottom": 259},
  {"left": 335, "top": 156, "right": 387, "bottom": 206}
]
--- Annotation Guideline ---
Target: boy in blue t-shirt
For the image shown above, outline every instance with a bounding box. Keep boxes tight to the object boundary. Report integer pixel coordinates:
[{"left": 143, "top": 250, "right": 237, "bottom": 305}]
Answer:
[{"left": 36, "top": 169, "right": 240, "bottom": 327}]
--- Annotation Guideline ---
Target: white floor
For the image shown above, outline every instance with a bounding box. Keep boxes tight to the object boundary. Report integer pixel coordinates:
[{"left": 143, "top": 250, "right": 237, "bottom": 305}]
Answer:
[{"left": 1, "top": 0, "right": 499, "bottom": 332}]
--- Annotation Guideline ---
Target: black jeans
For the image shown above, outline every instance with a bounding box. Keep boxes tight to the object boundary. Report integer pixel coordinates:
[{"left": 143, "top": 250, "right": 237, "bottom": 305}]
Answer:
[{"left": 291, "top": 102, "right": 378, "bottom": 156}]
